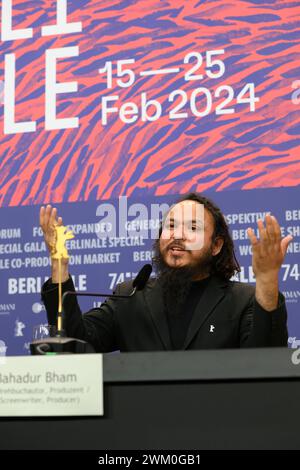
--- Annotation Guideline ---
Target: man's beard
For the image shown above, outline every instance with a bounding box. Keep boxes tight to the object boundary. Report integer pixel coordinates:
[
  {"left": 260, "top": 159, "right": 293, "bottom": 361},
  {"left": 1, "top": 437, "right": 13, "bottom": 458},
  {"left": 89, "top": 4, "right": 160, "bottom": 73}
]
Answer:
[{"left": 153, "top": 242, "right": 214, "bottom": 317}]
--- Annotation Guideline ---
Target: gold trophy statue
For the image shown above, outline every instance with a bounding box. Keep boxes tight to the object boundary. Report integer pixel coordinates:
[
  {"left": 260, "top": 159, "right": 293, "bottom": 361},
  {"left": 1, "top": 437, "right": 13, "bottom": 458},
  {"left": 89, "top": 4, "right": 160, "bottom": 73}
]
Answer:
[{"left": 50, "top": 224, "right": 74, "bottom": 335}]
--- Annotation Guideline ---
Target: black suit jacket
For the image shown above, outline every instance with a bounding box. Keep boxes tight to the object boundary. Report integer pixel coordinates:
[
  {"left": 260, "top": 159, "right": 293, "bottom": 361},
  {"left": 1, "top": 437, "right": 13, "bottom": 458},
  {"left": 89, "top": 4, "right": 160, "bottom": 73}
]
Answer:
[{"left": 42, "top": 275, "right": 288, "bottom": 352}]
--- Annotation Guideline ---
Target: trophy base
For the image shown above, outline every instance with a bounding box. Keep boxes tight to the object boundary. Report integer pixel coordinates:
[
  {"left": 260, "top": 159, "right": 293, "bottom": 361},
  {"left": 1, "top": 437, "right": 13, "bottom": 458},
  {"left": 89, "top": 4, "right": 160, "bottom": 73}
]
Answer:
[{"left": 30, "top": 337, "right": 95, "bottom": 355}]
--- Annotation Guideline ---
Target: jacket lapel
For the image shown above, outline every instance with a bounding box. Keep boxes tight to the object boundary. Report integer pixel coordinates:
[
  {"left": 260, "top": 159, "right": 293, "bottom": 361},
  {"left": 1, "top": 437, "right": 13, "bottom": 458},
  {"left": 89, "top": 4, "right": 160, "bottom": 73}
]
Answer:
[
  {"left": 143, "top": 279, "right": 172, "bottom": 350},
  {"left": 182, "top": 276, "right": 227, "bottom": 349}
]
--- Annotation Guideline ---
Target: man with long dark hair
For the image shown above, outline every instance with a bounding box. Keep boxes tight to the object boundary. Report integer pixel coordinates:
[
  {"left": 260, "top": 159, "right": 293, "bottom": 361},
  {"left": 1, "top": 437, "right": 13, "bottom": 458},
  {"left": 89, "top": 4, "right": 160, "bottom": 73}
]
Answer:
[{"left": 41, "top": 193, "right": 290, "bottom": 351}]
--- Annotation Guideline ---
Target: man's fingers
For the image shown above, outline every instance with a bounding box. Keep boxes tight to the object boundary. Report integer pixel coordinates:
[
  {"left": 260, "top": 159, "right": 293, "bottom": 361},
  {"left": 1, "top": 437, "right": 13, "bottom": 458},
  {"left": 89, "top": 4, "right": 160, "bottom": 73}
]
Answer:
[
  {"left": 265, "top": 214, "right": 276, "bottom": 243},
  {"left": 49, "top": 207, "right": 57, "bottom": 227},
  {"left": 247, "top": 227, "right": 259, "bottom": 248},
  {"left": 40, "top": 204, "right": 62, "bottom": 233},
  {"left": 39, "top": 206, "right": 45, "bottom": 228},
  {"left": 257, "top": 219, "right": 269, "bottom": 245},
  {"left": 43, "top": 204, "right": 53, "bottom": 228},
  {"left": 281, "top": 235, "right": 293, "bottom": 257},
  {"left": 271, "top": 215, "right": 281, "bottom": 241},
  {"left": 257, "top": 220, "right": 269, "bottom": 258},
  {"left": 40, "top": 205, "right": 52, "bottom": 230}
]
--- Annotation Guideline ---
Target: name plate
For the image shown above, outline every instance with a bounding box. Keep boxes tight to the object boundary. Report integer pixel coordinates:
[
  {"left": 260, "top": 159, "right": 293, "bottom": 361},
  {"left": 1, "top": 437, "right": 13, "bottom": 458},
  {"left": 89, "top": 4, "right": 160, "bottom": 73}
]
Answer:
[{"left": 0, "top": 354, "right": 103, "bottom": 417}]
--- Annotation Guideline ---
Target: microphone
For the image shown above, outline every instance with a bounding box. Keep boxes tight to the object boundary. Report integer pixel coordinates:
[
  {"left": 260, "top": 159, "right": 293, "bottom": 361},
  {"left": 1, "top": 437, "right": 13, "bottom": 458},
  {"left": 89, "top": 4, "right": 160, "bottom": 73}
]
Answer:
[
  {"left": 61, "top": 262, "right": 152, "bottom": 307},
  {"left": 30, "top": 264, "right": 152, "bottom": 355},
  {"left": 132, "top": 263, "right": 153, "bottom": 291}
]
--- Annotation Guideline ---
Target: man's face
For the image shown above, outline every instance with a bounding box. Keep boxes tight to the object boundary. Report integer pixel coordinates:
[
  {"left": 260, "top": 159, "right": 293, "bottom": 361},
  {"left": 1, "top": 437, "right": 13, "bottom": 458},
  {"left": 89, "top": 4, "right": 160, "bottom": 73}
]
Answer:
[{"left": 159, "top": 200, "right": 223, "bottom": 274}]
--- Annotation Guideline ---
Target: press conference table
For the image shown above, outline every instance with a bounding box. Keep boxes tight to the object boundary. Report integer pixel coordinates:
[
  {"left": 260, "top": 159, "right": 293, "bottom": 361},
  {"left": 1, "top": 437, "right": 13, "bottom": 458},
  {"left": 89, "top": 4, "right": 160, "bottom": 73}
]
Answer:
[{"left": 1, "top": 348, "right": 300, "bottom": 450}]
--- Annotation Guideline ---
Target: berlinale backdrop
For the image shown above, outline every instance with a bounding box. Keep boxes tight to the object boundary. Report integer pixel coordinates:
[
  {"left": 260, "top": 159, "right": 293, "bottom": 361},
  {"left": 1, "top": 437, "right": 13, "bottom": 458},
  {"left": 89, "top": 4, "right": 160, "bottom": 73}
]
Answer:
[{"left": 0, "top": 0, "right": 299, "bottom": 355}]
